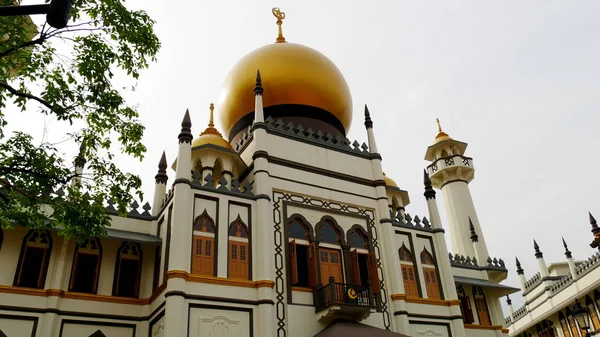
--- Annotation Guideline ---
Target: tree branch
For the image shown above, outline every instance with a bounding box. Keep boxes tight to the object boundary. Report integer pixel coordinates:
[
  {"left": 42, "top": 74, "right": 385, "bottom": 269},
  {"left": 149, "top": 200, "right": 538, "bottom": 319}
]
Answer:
[
  {"left": 0, "top": 81, "right": 60, "bottom": 114},
  {"left": 0, "top": 37, "right": 45, "bottom": 59}
]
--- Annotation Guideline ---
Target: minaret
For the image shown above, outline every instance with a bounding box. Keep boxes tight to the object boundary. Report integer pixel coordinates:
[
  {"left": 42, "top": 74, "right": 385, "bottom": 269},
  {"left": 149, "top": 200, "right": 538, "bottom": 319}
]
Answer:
[
  {"left": 516, "top": 257, "right": 527, "bottom": 290},
  {"left": 424, "top": 119, "right": 489, "bottom": 261},
  {"left": 152, "top": 151, "right": 168, "bottom": 215},
  {"left": 590, "top": 212, "right": 600, "bottom": 251},
  {"left": 72, "top": 142, "right": 86, "bottom": 187},
  {"left": 251, "top": 69, "right": 275, "bottom": 337},
  {"left": 164, "top": 110, "right": 194, "bottom": 337},
  {"left": 563, "top": 237, "right": 578, "bottom": 279},
  {"left": 533, "top": 240, "right": 549, "bottom": 277}
]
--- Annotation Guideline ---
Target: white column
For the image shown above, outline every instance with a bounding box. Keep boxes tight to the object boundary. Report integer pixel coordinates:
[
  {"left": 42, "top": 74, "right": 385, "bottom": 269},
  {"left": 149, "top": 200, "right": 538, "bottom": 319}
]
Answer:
[
  {"left": 252, "top": 70, "right": 275, "bottom": 337},
  {"left": 152, "top": 152, "right": 168, "bottom": 216},
  {"left": 441, "top": 181, "right": 489, "bottom": 261},
  {"left": 534, "top": 241, "right": 549, "bottom": 278}
]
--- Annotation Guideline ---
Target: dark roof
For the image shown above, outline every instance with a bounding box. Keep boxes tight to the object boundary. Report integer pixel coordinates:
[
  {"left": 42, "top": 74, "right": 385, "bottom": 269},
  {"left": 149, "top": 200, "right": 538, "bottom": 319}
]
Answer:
[
  {"left": 454, "top": 276, "right": 520, "bottom": 296},
  {"left": 314, "top": 320, "right": 411, "bottom": 337}
]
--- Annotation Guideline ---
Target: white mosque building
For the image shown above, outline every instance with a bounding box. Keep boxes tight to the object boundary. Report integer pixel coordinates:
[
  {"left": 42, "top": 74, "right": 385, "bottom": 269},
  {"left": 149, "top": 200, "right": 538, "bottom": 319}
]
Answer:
[{"left": 4, "top": 8, "right": 581, "bottom": 337}]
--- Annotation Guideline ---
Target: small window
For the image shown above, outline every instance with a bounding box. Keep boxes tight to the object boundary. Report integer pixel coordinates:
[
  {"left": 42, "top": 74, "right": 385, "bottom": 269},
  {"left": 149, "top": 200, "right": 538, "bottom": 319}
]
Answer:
[
  {"left": 473, "top": 286, "right": 491, "bottom": 325},
  {"left": 15, "top": 230, "right": 52, "bottom": 289},
  {"left": 113, "top": 242, "right": 142, "bottom": 298},
  {"left": 69, "top": 238, "right": 102, "bottom": 293},
  {"left": 228, "top": 219, "right": 249, "bottom": 280},
  {"left": 421, "top": 249, "right": 441, "bottom": 299},
  {"left": 288, "top": 219, "right": 310, "bottom": 240},
  {"left": 192, "top": 212, "right": 216, "bottom": 276},
  {"left": 457, "top": 285, "right": 475, "bottom": 324},
  {"left": 348, "top": 228, "right": 368, "bottom": 249},
  {"left": 318, "top": 221, "right": 341, "bottom": 245},
  {"left": 399, "top": 244, "right": 419, "bottom": 297}
]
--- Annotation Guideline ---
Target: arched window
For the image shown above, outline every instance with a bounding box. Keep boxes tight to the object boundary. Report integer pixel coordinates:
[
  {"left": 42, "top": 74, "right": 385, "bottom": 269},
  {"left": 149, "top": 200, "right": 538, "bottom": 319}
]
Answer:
[
  {"left": 113, "top": 242, "right": 142, "bottom": 298},
  {"left": 457, "top": 285, "right": 474, "bottom": 324},
  {"left": 316, "top": 219, "right": 344, "bottom": 284},
  {"left": 541, "top": 320, "right": 557, "bottom": 337},
  {"left": 348, "top": 227, "right": 378, "bottom": 292},
  {"left": 192, "top": 211, "right": 216, "bottom": 276},
  {"left": 288, "top": 217, "right": 317, "bottom": 288},
  {"left": 586, "top": 295, "right": 600, "bottom": 331},
  {"left": 420, "top": 248, "right": 441, "bottom": 299},
  {"left": 473, "top": 286, "right": 491, "bottom": 325},
  {"left": 565, "top": 307, "right": 581, "bottom": 337},
  {"left": 399, "top": 244, "right": 419, "bottom": 297},
  {"left": 15, "top": 230, "right": 52, "bottom": 288},
  {"left": 559, "top": 311, "right": 572, "bottom": 337},
  {"left": 228, "top": 218, "right": 250, "bottom": 280},
  {"left": 69, "top": 238, "right": 101, "bottom": 293}
]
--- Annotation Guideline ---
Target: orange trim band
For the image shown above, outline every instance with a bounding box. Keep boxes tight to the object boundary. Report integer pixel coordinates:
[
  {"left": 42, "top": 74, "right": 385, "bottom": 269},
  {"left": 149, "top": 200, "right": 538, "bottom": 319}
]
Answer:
[
  {"left": 292, "top": 286, "right": 313, "bottom": 293},
  {"left": 166, "top": 270, "right": 275, "bottom": 289},
  {"left": 464, "top": 324, "right": 505, "bottom": 331},
  {"left": 391, "top": 294, "right": 460, "bottom": 307},
  {"left": 0, "top": 285, "right": 153, "bottom": 305}
]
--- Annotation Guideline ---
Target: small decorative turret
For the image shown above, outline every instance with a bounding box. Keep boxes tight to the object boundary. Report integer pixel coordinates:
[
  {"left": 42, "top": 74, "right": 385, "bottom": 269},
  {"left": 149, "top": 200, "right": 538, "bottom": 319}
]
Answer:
[
  {"left": 469, "top": 218, "right": 479, "bottom": 243},
  {"left": 516, "top": 257, "right": 524, "bottom": 275},
  {"left": 423, "top": 170, "right": 436, "bottom": 200},
  {"left": 533, "top": 240, "right": 543, "bottom": 259},
  {"left": 590, "top": 212, "right": 600, "bottom": 251},
  {"left": 562, "top": 237, "right": 572, "bottom": 259},
  {"left": 178, "top": 109, "right": 193, "bottom": 144},
  {"left": 506, "top": 295, "right": 514, "bottom": 318},
  {"left": 152, "top": 151, "right": 168, "bottom": 215},
  {"left": 563, "top": 237, "right": 578, "bottom": 279},
  {"left": 364, "top": 104, "right": 379, "bottom": 153},
  {"left": 254, "top": 69, "right": 263, "bottom": 96},
  {"left": 533, "top": 240, "right": 549, "bottom": 277},
  {"left": 364, "top": 104, "right": 373, "bottom": 129},
  {"left": 516, "top": 257, "right": 527, "bottom": 290},
  {"left": 155, "top": 151, "right": 168, "bottom": 184},
  {"left": 254, "top": 70, "right": 265, "bottom": 124}
]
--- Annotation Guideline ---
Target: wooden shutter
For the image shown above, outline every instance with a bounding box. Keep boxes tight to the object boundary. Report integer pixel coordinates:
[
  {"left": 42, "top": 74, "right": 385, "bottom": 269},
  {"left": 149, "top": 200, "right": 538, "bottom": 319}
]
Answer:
[
  {"left": 560, "top": 319, "right": 572, "bottom": 337},
  {"left": 350, "top": 250, "right": 360, "bottom": 285},
  {"left": 424, "top": 268, "right": 441, "bottom": 299},
  {"left": 69, "top": 253, "right": 80, "bottom": 290},
  {"left": 368, "top": 252, "right": 380, "bottom": 294},
  {"left": 588, "top": 302, "right": 600, "bottom": 330},
  {"left": 308, "top": 242, "right": 318, "bottom": 288},
  {"left": 289, "top": 240, "right": 298, "bottom": 285},
  {"left": 476, "top": 298, "right": 491, "bottom": 325}
]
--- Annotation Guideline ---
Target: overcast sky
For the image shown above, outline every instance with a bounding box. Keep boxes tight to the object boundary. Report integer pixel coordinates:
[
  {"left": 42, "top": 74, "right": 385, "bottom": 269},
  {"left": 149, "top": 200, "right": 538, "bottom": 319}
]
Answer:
[{"left": 10, "top": 0, "right": 600, "bottom": 315}]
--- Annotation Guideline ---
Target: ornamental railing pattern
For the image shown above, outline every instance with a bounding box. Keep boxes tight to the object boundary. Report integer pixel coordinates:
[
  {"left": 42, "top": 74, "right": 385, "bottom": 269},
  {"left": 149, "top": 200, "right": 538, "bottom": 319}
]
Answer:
[
  {"left": 390, "top": 211, "right": 432, "bottom": 232},
  {"left": 314, "top": 278, "right": 375, "bottom": 312},
  {"left": 427, "top": 155, "right": 473, "bottom": 174},
  {"left": 448, "top": 253, "right": 506, "bottom": 271},
  {"left": 574, "top": 252, "right": 600, "bottom": 278},
  {"left": 524, "top": 272, "right": 542, "bottom": 291},
  {"left": 236, "top": 117, "right": 373, "bottom": 158}
]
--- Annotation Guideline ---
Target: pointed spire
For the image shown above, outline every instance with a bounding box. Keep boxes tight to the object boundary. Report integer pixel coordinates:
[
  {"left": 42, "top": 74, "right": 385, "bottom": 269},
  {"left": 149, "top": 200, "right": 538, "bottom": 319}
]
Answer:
[
  {"left": 516, "top": 257, "right": 524, "bottom": 275},
  {"left": 254, "top": 69, "right": 263, "bottom": 96},
  {"left": 562, "top": 237, "right": 572, "bottom": 259},
  {"left": 364, "top": 104, "right": 373, "bottom": 129},
  {"left": 423, "top": 169, "right": 436, "bottom": 200},
  {"left": 506, "top": 295, "right": 512, "bottom": 306},
  {"left": 199, "top": 103, "right": 224, "bottom": 137},
  {"left": 469, "top": 218, "right": 479, "bottom": 243},
  {"left": 533, "top": 240, "right": 543, "bottom": 259},
  {"left": 434, "top": 118, "right": 450, "bottom": 142},
  {"left": 590, "top": 212, "right": 600, "bottom": 234},
  {"left": 208, "top": 103, "right": 214, "bottom": 128},
  {"left": 155, "top": 151, "right": 168, "bottom": 184},
  {"left": 178, "top": 109, "right": 193, "bottom": 143}
]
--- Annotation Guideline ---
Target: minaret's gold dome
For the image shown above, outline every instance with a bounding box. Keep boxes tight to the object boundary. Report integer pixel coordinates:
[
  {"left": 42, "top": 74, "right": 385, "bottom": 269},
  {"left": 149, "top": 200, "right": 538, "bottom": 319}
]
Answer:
[{"left": 218, "top": 41, "right": 353, "bottom": 140}]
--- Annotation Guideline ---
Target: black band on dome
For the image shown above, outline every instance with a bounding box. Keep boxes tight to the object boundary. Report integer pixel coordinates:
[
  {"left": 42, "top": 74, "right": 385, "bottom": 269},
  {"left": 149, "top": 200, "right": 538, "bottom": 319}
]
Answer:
[{"left": 228, "top": 104, "right": 347, "bottom": 142}]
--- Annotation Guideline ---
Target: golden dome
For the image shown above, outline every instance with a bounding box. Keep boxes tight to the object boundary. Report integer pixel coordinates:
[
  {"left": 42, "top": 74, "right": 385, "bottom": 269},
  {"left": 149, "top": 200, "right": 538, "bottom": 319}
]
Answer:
[
  {"left": 218, "top": 42, "right": 353, "bottom": 137},
  {"left": 192, "top": 104, "right": 234, "bottom": 151},
  {"left": 383, "top": 172, "right": 398, "bottom": 187}
]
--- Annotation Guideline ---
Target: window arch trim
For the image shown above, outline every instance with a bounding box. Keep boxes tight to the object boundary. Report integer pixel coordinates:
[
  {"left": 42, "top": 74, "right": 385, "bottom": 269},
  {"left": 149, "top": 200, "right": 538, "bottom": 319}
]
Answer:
[
  {"left": 347, "top": 224, "right": 370, "bottom": 250},
  {"left": 287, "top": 214, "right": 314, "bottom": 241},
  {"left": 193, "top": 210, "right": 216, "bottom": 234},
  {"left": 315, "top": 216, "right": 345, "bottom": 246},
  {"left": 69, "top": 238, "right": 103, "bottom": 294},
  {"left": 112, "top": 241, "right": 143, "bottom": 298},
  {"left": 14, "top": 229, "right": 53, "bottom": 289}
]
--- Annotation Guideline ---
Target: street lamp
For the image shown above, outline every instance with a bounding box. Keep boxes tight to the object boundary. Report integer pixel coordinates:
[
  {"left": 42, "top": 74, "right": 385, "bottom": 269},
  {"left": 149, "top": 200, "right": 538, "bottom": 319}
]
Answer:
[{"left": 572, "top": 299, "right": 591, "bottom": 337}]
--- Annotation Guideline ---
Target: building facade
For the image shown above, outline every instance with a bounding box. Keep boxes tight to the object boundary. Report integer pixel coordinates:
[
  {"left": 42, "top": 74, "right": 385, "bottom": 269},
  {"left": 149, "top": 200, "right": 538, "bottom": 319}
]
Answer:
[
  {"left": 505, "top": 215, "right": 600, "bottom": 337},
  {"left": 0, "top": 9, "right": 519, "bottom": 337}
]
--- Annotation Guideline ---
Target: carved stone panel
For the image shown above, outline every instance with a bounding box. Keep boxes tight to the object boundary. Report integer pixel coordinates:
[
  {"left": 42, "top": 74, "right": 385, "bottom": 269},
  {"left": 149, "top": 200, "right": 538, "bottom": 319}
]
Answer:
[{"left": 189, "top": 307, "right": 251, "bottom": 337}]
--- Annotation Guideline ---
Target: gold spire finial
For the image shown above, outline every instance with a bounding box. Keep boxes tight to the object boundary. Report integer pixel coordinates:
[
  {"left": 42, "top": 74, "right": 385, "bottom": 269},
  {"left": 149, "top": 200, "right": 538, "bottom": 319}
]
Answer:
[
  {"left": 272, "top": 7, "right": 286, "bottom": 43},
  {"left": 434, "top": 118, "right": 450, "bottom": 142},
  {"left": 208, "top": 103, "right": 214, "bottom": 128}
]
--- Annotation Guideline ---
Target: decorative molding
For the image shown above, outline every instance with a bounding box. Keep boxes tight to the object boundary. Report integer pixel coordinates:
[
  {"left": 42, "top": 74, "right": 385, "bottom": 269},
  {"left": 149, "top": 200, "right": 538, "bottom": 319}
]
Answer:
[
  {"left": 272, "top": 191, "right": 391, "bottom": 333},
  {"left": 391, "top": 294, "right": 460, "bottom": 307},
  {"left": 165, "top": 270, "right": 274, "bottom": 289},
  {"left": 463, "top": 324, "right": 505, "bottom": 331}
]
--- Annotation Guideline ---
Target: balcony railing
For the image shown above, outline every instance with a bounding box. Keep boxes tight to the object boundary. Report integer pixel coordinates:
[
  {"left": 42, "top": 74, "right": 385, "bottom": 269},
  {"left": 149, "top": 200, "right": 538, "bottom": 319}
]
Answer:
[{"left": 314, "top": 277, "right": 375, "bottom": 312}]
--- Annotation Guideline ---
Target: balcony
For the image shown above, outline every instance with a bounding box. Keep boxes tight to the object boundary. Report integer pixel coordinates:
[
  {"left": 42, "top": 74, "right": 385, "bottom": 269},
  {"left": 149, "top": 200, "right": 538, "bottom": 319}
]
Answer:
[{"left": 314, "top": 277, "right": 376, "bottom": 322}]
